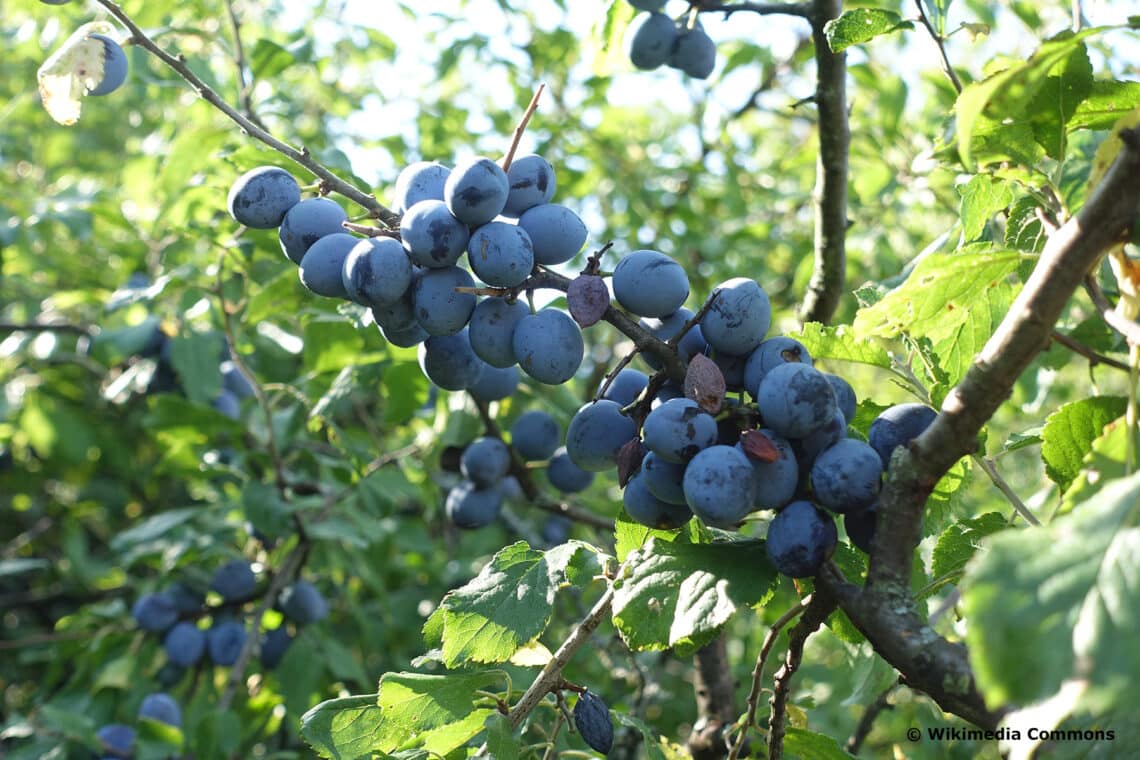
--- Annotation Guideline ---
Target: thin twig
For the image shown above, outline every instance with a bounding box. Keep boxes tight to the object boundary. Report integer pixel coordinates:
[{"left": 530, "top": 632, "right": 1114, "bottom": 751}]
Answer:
[
  {"left": 218, "top": 545, "right": 305, "bottom": 710},
  {"left": 0, "top": 322, "right": 94, "bottom": 336},
  {"left": 508, "top": 584, "right": 615, "bottom": 729},
  {"left": 913, "top": 0, "right": 963, "bottom": 94},
  {"left": 767, "top": 592, "right": 836, "bottom": 760},
  {"left": 471, "top": 397, "right": 615, "bottom": 530},
  {"left": 845, "top": 682, "right": 900, "bottom": 754},
  {"left": 695, "top": 1, "right": 812, "bottom": 17},
  {"left": 91, "top": 0, "right": 398, "bottom": 226},
  {"left": 1084, "top": 274, "right": 1140, "bottom": 345},
  {"left": 215, "top": 249, "right": 293, "bottom": 508},
  {"left": 222, "top": 0, "right": 266, "bottom": 130},
  {"left": 502, "top": 84, "right": 546, "bottom": 172},
  {"left": 727, "top": 596, "right": 810, "bottom": 760},
  {"left": 971, "top": 455, "right": 1041, "bottom": 526},
  {"left": 1049, "top": 329, "right": 1130, "bottom": 371}
]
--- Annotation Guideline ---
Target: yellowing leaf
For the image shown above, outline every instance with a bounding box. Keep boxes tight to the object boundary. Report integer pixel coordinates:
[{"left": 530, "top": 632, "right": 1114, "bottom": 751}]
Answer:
[{"left": 36, "top": 22, "right": 118, "bottom": 125}]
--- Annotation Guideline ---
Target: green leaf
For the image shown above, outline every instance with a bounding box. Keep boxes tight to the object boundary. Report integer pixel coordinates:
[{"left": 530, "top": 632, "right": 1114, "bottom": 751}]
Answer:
[
  {"left": 823, "top": 9, "right": 913, "bottom": 53},
  {"left": 1027, "top": 42, "right": 1094, "bottom": 160},
  {"left": 167, "top": 332, "right": 223, "bottom": 405},
  {"left": 434, "top": 541, "right": 596, "bottom": 666},
  {"left": 382, "top": 361, "right": 429, "bottom": 425},
  {"left": 1005, "top": 195, "right": 1047, "bottom": 253},
  {"left": 612, "top": 712, "right": 690, "bottom": 759},
  {"left": 853, "top": 250, "right": 1022, "bottom": 387},
  {"left": 783, "top": 727, "right": 858, "bottom": 759},
  {"left": 931, "top": 512, "right": 1007, "bottom": 581},
  {"left": 250, "top": 38, "right": 295, "bottom": 79},
  {"left": 962, "top": 471, "right": 1140, "bottom": 708},
  {"left": 377, "top": 671, "right": 502, "bottom": 754},
  {"left": 1041, "top": 397, "right": 1127, "bottom": 492},
  {"left": 614, "top": 509, "right": 700, "bottom": 563},
  {"left": 958, "top": 175, "right": 1015, "bottom": 241},
  {"left": 193, "top": 712, "right": 242, "bottom": 758},
  {"left": 1069, "top": 80, "right": 1140, "bottom": 131},
  {"left": 303, "top": 320, "right": 371, "bottom": 374},
  {"left": 110, "top": 507, "right": 198, "bottom": 551},
  {"left": 956, "top": 28, "right": 1115, "bottom": 169},
  {"left": 300, "top": 694, "right": 387, "bottom": 759},
  {"left": 923, "top": 456, "right": 972, "bottom": 537},
  {"left": 795, "top": 322, "right": 891, "bottom": 369},
  {"left": 87, "top": 316, "right": 163, "bottom": 364},
  {"left": 1060, "top": 417, "right": 1139, "bottom": 515},
  {"left": 611, "top": 538, "right": 778, "bottom": 656},
  {"left": 482, "top": 714, "right": 520, "bottom": 760}
]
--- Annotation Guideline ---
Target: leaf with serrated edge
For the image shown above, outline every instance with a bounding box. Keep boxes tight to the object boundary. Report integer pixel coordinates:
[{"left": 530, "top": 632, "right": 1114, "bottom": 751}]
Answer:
[
  {"left": 962, "top": 472, "right": 1140, "bottom": 708},
  {"left": 853, "top": 250, "right": 1022, "bottom": 387},
  {"left": 1041, "top": 398, "right": 1127, "bottom": 492},
  {"left": 823, "top": 9, "right": 913, "bottom": 53},
  {"left": 300, "top": 695, "right": 388, "bottom": 759},
  {"left": 436, "top": 541, "right": 593, "bottom": 666},
  {"left": 611, "top": 538, "right": 777, "bottom": 656},
  {"left": 796, "top": 323, "right": 890, "bottom": 368}
]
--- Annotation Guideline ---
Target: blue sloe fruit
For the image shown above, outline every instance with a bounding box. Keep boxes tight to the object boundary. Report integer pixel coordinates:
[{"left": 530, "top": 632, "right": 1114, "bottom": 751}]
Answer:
[
  {"left": 868, "top": 403, "right": 938, "bottom": 469},
  {"left": 547, "top": 447, "right": 596, "bottom": 493},
  {"left": 342, "top": 237, "right": 414, "bottom": 307},
  {"left": 400, "top": 199, "right": 470, "bottom": 269},
  {"left": 510, "top": 410, "right": 561, "bottom": 461},
  {"left": 624, "top": 472, "right": 693, "bottom": 529},
  {"left": 163, "top": 621, "right": 206, "bottom": 667},
  {"left": 573, "top": 690, "right": 614, "bottom": 755},
  {"left": 765, "top": 500, "right": 837, "bottom": 578},
  {"left": 280, "top": 580, "right": 329, "bottom": 625},
  {"left": 444, "top": 157, "right": 510, "bottom": 226},
  {"left": 418, "top": 329, "right": 485, "bottom": 391},
  {"left": 461, "top": 436, "right": 512, "bottom": 487},
  {"left": 86, "top": 34, "right": 128, "bottom": 95},
  {"left": 207, "top": 619, "right": 248, "bottom": 666},
  {"left": 612, "top": 249, "right": 689, "bottom": 318},
  {"left": 445, "top": 480, "right": 503, "bottom": 529},
  {"left": 682, "top": 445, "right": 757, "bottom": 528},
  {"left": 138, "top": 692, "right": 182, "bottom": 728},
  {"left": 503, "top": 154, "right": 556, "bottom": 217},
  {"left": 299, "top": 232, "right": 356, "bottom": 299},
  {"left": 518, "top": 204, "right": 588, "bottom": 265},
  {"left": 756, "top": 363, "right": 837, "bottom": 440},
  {"left": 467, "top": 221, "right": 535, "bottom": 287},
  {"left": 701, "top": 277, "right": 771, "bottom": 356},
  {"left": 227, "top": 166, "right": 300, "bottom": 229},
  {"left": 413, "top": 266, "right": 476, "bottom": 336},
  {"left": 279, "top": 197, "right": 347, "bottom": 264},
  {"left": 565, "top": 400, "right": 638, "bottom": 471},
  {"left": 811, "top": 439, "right": 883, "bottom": 514},
  {"left": 469, "top": 297, "right": 530, "bottom": 368},
  {"left": 512, "top": 309, "right": 584, "bottom": 385}
]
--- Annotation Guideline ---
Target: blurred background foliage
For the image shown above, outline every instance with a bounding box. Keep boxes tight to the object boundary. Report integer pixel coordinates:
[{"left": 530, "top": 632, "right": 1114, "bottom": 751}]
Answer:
[{"left": 1, "top": 0, "right": 1138, "bottom": 757}]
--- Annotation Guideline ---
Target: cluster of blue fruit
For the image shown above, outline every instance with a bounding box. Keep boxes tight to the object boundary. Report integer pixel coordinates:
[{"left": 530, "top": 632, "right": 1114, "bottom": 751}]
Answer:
[
  {"left": 130, "top": 558, "right": 328, "bottom": 684},
  {"left": 627, "top": 0, "right": 718, "bottom": 79},
  {"left": 226, "top": 153, "right": 590, "bottom": 398},
  {"left": 446, "top": 409, "right": 599, "bottom": 529},
  {"left": 552, "top": 260, "right": 936, "bottom": 578},
  {"left": 95, "top": 692, "right": 181, "bottom": 759}
]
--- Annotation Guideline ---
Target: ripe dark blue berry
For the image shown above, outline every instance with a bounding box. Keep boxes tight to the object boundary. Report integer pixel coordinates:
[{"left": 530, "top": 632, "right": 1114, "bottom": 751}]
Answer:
[{"left": 573, "top": 690, "right": 614, "bottom": 755}]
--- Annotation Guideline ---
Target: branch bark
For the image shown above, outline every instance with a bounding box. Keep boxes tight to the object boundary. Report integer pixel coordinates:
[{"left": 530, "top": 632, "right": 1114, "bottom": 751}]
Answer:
[
  {"left": 687, "top": 634, "right": 739, "bottom": 760},
  {"left": 816, "top": 127, "right": 1140, "bottom": 730},
  {"left": 798, "top": 0, "right": 850, "bottom": 324}
]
